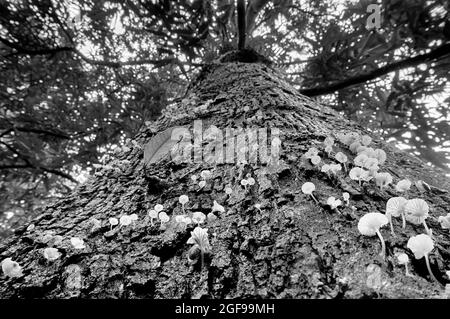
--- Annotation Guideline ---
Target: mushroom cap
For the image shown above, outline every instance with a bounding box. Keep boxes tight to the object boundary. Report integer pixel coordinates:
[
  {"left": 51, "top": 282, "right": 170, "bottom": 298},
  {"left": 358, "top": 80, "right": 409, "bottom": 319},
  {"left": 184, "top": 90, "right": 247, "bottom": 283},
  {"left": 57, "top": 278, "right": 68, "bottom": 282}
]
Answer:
[
  {"left": 1, "top": 258, "right": 23, "bottom": 278},
  {"left": 361, "top": 135, "right": 372, "bottom": 146},
  {"left": 375, "top": 172, "right": 393, "bottom": 188},
  {"left": 207, "top": 212, "right": 217, "bottom": 222},
  {"left": 357, "top": 212, "right": 388, "bottom": 236},
  {"left": 225, "top": 186, "right": 233, "bottom": 195},
  {"left": 404, "top": 198, "right": 429, "bottom": 224},
  {"left": 119, "top": 215, "right": 132, "bottom": 226},
  {"left": 212, "top": 200, "right": 225, "bottom": 213},
  {"left": 305, "top": 147, "right": 319, "bottom": 158},
  {"left": 373, "top": 149, "right": 387, "bottom": 165},
  {"left": 247, "top": 177, "right": 256, "bottom": 186},
  {"left": 397, "top": 253, "right": 409, "bottom": 265},
  {"left": 190, "top": 175, "right": 198, "bottom": 182},
  {"left": 395, "top": 179, "right": 412, "bottom": 192},
  {"left": 240, "top": 179, "right": 249, "bottom": 186},
  {"left": 311, "top": 155, "right": 321, "bottom": 165},
  {"left": 187, "top": 226, "right": 211, "bottom": 253},
  {"left": 407, "top": 234, "right": 434, "bottom": 259},
  {"left": 342, "top": 192, "right": 350, "bottom": 201},
  {"left": 349, "top": 167, "right": 369, "bottom": 180},
  {"left": 321, "top": 164, "right": 331, "bottom": 173},
  {"left": 70, "top": 237, "right": 86, "bottom": 249},
  {"left": 386, "top": 196, "right": 408, "bottom": 218},
  {"left": 179, "top": 195, "right": 189, "bottom": 205},
  {"left": 130, "top": 213, "right": 138, "bottom": 221},
  {"left": 438, "top": 214, "right": 450, "bottom": 229},
  {"left": 363, "top": 158, "right": 379, "bottom": 170},
  {"left": 301, "top": 182, "right": 315, "bottom": 194},
  {"left": 154, "top": 204, "right": 164, "bottom": 212},
  {"left": 354, "top": 154, "right": 369, "bottom": 167},
  {"left": 43, "top": 247, "right": 61, "bottom": 261},
  {"left": 350, "top": 141, "right": 362, "bottom": 153},
  {"left": 158, "top": 211, "right": 170, "bottom": 223},
  {"left": 324, "top": 145, "right": 333, "bottom": 153},
  {"left": 200, "top": 170, "right": 212, "bottom": 179},
  {"left": 329, "top": 164, "right": 342, "bottom": 174},
  {"left": 335, "top": 152, "right": 347, "bottom": 163},
  {"left": 109, "top": 217, "right": 119, "bottom": 225},
  {"left": 192, "top": 211, "right": 206, "bottom": 224},
  {"left": 198, "top": 180, "right": 206, "bottom": 188},
  {"left": 327, "top": 197, "right": 342, "bottom": 209}
]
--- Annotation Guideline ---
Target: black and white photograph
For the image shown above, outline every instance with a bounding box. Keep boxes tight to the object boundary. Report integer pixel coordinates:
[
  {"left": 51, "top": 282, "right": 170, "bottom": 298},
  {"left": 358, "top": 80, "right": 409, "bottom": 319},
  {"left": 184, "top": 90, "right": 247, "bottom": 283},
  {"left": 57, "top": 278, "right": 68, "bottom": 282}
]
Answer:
[{"left": 0, "top": 0, "right": 450, "bottom": 312}]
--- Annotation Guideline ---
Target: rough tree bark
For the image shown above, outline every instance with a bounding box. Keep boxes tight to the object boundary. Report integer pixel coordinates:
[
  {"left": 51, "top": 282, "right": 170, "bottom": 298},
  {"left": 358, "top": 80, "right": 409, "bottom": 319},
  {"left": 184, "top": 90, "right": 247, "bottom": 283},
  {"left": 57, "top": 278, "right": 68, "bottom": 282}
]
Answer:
[{"left": 1, "top": 52, "right": 449, "bottom": 299}]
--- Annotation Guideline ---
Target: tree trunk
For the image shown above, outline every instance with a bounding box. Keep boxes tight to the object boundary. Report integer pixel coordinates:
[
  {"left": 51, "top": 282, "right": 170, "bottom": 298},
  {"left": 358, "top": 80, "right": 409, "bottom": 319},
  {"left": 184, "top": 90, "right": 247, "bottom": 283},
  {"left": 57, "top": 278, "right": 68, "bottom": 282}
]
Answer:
[{"left": 1, "top": 56, "right": 450, "bottom": 299}]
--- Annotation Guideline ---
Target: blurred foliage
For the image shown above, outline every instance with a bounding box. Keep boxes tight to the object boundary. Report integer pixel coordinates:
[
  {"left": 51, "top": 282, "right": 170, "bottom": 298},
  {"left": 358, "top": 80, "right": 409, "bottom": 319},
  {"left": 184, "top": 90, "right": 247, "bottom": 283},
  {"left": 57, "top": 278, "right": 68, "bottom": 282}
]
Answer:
[{"left": 0, "top": 0, "right": 449, "bottom": 237}]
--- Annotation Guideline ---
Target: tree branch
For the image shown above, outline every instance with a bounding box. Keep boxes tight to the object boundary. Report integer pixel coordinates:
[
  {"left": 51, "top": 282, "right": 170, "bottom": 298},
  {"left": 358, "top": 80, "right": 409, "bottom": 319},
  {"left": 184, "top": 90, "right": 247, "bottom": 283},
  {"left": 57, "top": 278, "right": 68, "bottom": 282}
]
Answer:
[
  {"left": 299, "top": 42, "right": 450, "bottom": 97},
  {"left": 0, "top": 36, "right": 177, "bottom": 68}
]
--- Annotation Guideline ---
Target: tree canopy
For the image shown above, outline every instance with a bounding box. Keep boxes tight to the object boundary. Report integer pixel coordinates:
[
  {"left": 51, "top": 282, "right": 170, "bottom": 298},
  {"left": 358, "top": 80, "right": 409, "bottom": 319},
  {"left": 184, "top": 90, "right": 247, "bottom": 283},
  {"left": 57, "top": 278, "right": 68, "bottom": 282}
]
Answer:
[{"left": 0, "top": 0, "right": 449, "bottom": 237}]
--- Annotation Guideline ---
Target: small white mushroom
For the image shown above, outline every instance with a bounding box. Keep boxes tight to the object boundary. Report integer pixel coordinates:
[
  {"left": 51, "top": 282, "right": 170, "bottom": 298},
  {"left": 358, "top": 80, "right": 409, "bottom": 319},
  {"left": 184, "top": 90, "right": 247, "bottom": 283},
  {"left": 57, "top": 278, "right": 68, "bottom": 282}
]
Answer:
[
  {"left": 385, "top": 196, "right": 408, "bottom": 235},
  {"left": 1, "top": 258, "right": 23, "bottom": 278},
  {"left": 179, "top": 195, "right": 189, "bottom": 214},
  {"left": 396, "top": 253, "right": 413, "bottom": 277},
  {"left": 43, "top": 247, "right": 61, "bottom": 262},
  {"left": 357, "top": 212, "right": 389, "bottom": 259},
  {"left": 301, "top": 182, "right": 318, "bottom": 204},
  {"left": 404, "top": 198, "right": 431, "bottom": 235},
  {"left": 407, "top": 234, "right": 439, "bottom": 283}
]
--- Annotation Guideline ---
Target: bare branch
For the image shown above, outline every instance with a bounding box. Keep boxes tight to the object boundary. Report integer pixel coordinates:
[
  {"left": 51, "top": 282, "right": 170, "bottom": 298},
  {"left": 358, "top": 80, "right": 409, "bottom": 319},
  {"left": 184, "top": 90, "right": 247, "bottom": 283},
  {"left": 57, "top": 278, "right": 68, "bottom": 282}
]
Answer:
[{"left": 299, "top": 42, "right": 450, "bottom": 96}]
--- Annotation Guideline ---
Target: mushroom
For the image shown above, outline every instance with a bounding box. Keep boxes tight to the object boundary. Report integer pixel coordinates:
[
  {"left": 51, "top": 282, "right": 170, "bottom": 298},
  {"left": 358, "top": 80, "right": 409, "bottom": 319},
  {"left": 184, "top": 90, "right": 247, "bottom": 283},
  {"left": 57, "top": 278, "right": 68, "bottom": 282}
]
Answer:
[
  {"left": 361, "top": 135, "right": 372, "bottom": 146},
  {"left": 335, "top": 152, "right": 348, "bottom": 172},
  {"left": 438, "top": 214, "right": 450, "bottom": 230},
  {"left": 327, "top": 197, "right": 342, "bottom": 213},
  {"left": 301, "top": 182, "right": 318, "bottom": 204},
  {"left": 211, "top": 200, "right": 225, "bottom": 214},
  {"left": 192, "top": 211, "right": 206, "bottom": 224},
  {"left": 200, "top": 170, "right": 212, "bottom": 180},
  {"left": 109, "top": 217, "right": 119, "bottom": 230},
  {"left": 374, "top": 172, "right": 393, "bottom": 190},
  {"left": 154, "top": 204, "right": 164, "bottom": 213},
  {"left": 224, "top": 186, "right": 233, "bottom": 195},
  {"left": 354, "top": 154, "right": 369, "bottom": 167},
  {"left": 342, "top": 192, "right": 350, "bottom": 206},
  {"left": 119, "top": 215, "right": 132, "bottom": 227},
  {"left": 43, "top": 247, "right": 61, "bottom": 262},
  {"left": 311, "top": 155, "right": 321, "bottom": 166},
  {"left": 70, "top": 237, "right": 86, "bottom": 250},
  {"left": 240, "top": 179, "right": 249, "bottom": 191},
  {"left": 179, "top": 195, "right": 189, "bottom": 214},
  {"left": 357, "top": 212, "right": 389, "bottom": 259},
  {"left": 158, "top": 211, "right": 170, "bottom": 224},
  {"left": 396, "top": 253, "right": 413, "bottom": 277},
  {"left": 404, "top": 198, "right": 431, "bottom": 235},
  {"left": 349, "top": 167, "right": 370, "bottom": 186},
  {"left": 385, "top": 196, "right": 408, "bottom": 235},
  {"left": 1, "top": 258, "right": 23, "bottom": 278},
  {"left": 395, "top": 179, "right": 412, "bottom": 193},
  {"left": 187, "top": 226, "right": 211, "bottom": 268},
  {"left": 373, "top": 149, "right": 387, "bottom": 165},
  {"left": 198, "top": 180, "right": 206, "bottom": 189},
  {"left": 407, "top": 234, "right": 439, "bottom": 283}
]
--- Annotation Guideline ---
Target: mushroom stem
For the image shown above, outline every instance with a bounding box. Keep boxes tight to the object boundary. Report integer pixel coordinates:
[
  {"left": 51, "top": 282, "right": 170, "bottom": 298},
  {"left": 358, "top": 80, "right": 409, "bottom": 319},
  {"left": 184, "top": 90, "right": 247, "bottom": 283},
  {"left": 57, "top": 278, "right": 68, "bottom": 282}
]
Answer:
[
  {"left": 310, "top": 194, "right": 319, "bottom": 204},
  {"left": 424, "top": 253, "right": 439, "bottom": 283},
  {"left": 375, "top": 230, "right": 386, "bottom": 260},
  {"left": 388, "top": 216, "right": 396, "bottom": 237},
  {"left": 401, "top": 213, "right": 406, "bottom": 229},
  {"left": 405, "top": 264, "right": 413, "bottom": 277},
  {"left": 200, "top": 250, "right": 205, "bottom": 269},
  {"left": 422, "top": 220, "right": 431, "bottom": 236},
  {"left": 343, "top": 163, "right": 347, "bottom": 173},
  {"left": 182, "top": 204, "right": 186, "bottom": 214},
  {"left": 358, "top": 179, "right": 361, "bottom": 186}
]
